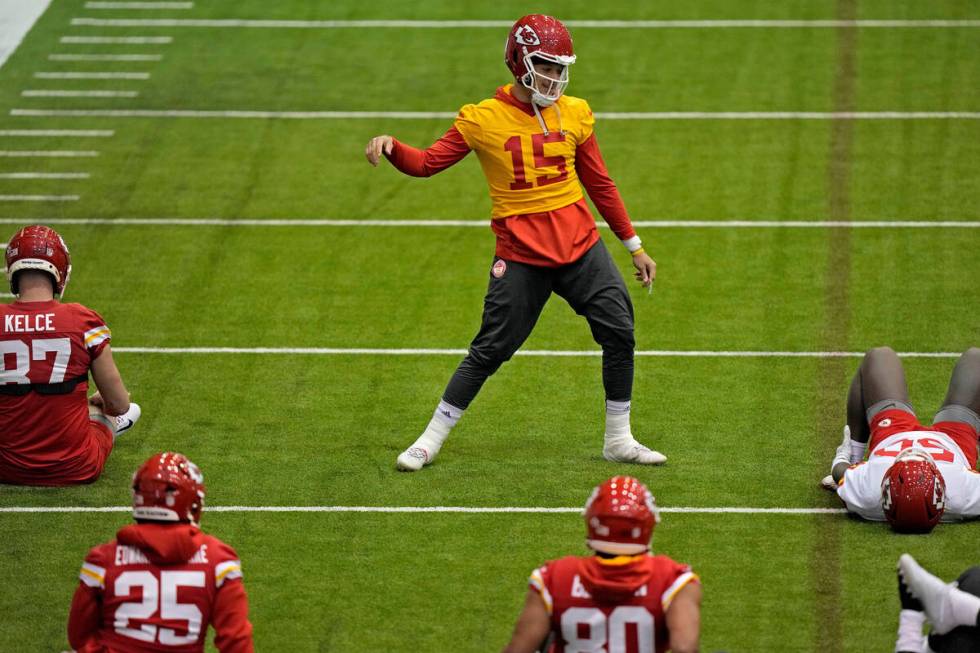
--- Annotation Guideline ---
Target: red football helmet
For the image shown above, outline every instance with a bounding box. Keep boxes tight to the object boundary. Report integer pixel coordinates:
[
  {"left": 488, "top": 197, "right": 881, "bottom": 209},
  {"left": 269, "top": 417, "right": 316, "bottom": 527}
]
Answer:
[
  {"left": 504, "top": 14, "right": 576, "bottom": 107},
  {"left": 881, "top": 448, "right": 946, "bottom": 534},
  {"left": 132, "top": 452, "right": 206, "bottom": 526},
  {"left": 5, "top": 225, "right": 72, "bottom": 296},
  {"left": 584, "top": 476, "right": 660, "bottom": 555}
]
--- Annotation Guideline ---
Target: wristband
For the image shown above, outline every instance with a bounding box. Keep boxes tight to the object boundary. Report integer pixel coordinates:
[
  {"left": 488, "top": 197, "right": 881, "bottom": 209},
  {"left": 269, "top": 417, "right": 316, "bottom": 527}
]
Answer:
[{"left": 630, "top": 247, "right": 646, "bottom": 257}]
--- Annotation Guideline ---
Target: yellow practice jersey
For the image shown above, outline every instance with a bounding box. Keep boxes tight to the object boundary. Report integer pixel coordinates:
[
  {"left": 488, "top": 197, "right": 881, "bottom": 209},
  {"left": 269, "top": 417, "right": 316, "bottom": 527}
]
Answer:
[{"left": 453, "top": 84, "right": 595, "bottom": 219}]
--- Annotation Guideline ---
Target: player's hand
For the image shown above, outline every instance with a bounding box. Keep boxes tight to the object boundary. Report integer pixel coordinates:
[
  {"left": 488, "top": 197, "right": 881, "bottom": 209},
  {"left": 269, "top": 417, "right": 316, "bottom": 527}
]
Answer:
[
  {"left": 632, "top": 251, "right": 656, "bottom": 289},
  {"left": 365, "top": 135, "right": 395, "bottom": 166},
  {"left": 88, "top": 392, "right": 104, "bottom": 407}
]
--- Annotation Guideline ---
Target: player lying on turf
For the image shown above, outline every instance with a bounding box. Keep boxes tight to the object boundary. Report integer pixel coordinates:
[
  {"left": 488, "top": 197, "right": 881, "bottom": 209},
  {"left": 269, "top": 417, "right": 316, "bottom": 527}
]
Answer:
[
  {"left": 897, "top": 554, "right": 980, "bottom": 652},
  {"left": 365, "top": 14, "right": 665, "bottom": 471},
  {"left": 821, "top": 346, "right": 980, "bottom": 532},
  {"left": 0, "top": 225, "right": 140, "bottom": 486},
  {"left": 68, "top": 452, "right": 254, "bottom": 652},
  {"left": 501, "top": 476, "right": 700, "bottom": 653}
]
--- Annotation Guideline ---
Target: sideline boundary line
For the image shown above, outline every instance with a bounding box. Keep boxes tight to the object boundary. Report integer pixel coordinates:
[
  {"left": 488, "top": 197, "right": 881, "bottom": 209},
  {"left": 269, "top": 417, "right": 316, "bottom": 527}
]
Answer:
[
  {"left": 11, "top": 109, "right": 980, "bottom": 120},
  {"left": 0, "top": 505, "right": 849, "bottom": 515},
  {"left": 0, "top": 218, "right": 975, "bottom": 228},
  {"left": 68, "top": 18, "right": 980, "bottom": 29},
  {"left": 110, "top": 347, "right": 960, "bottom": 358}
]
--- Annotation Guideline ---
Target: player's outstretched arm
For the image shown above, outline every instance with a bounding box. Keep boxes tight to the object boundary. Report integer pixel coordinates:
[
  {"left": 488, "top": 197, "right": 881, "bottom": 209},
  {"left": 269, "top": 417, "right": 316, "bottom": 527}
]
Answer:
[
  {"left": 365, "top": 134, "right": 394, "bottom": 167},
  {"left": 90, "top": 346, "right": 130, "bottom": 417},
  {"left": 666, "top": 582, "right": 701, "bottom": 653},
  {"left": 501, "top": 589, "right": 551, "bottom": 653}
]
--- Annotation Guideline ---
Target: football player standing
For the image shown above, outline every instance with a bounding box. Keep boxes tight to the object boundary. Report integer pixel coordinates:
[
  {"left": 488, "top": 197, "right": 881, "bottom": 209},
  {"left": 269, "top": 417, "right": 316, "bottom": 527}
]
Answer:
[
  {"left": 67, "top": 452, "right": 254, "bottom": 652},
  {"left": 365, "top": 15, "right": 665, "bottom": 471},
  {"left": 501, "top": 476, "right": 701, "bottom": 653},
  {"left": 821, "top": 346, "right": 980, "bottom": 531},
  {"left": 0, "top": 225, "right": 140, "bottom": 486}
]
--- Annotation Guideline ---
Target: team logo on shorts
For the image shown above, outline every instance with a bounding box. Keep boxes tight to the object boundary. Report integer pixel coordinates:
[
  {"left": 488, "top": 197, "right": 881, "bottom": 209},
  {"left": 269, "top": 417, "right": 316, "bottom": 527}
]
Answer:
[
  {"left": 878, "top": 418, "right": 892, "bottom": 428},
  {"left": 492, "top": 260, "right": 507, "bottom": 278}
]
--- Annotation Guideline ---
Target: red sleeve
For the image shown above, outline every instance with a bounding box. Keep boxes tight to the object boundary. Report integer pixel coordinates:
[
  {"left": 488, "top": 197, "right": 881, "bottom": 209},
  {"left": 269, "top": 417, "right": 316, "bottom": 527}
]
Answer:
[
  {"left": 212, "top": 580, "right": 255, "bottom": 653},
  {"left": 74, "top": 304, "right": 111, "bottom": 360},
  {"left": 384, "top": 126, "right": 470, "bottom": 177},
  {"left": 575, "top": 133, "right": 636, "bottom": 241},
  {"left": 67, "top": 583, "right": 102, "bottom": 650}
]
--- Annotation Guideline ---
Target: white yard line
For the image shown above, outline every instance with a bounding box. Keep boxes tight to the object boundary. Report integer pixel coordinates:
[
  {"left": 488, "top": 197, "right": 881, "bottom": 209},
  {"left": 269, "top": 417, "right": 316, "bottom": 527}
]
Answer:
[
  {"left": 0, "top": 195, "right": 79, "bottom": 201},
  {"left": 0, "top": 505, "right": 848, "bottom": 515},
  {"left": 109, "top": 347, "right": 961, "bottom": 358},
  {"left": 0, "top": 0, "right": 53, "bottom": 70},
  {"left": 0, "top": 150, "right": 98, "bottom": 157},
  {"left": 21, "top": 89, "right": 139, "bottom": 97},
  {"left": 34, "top": 71, "right": 150, "bottom": 79},
  {"left": 84, "top": 1, "right": 193, "bottom": 8},
  {"left": 67, "top": 18, "right": 980, "bottom": 29},
  {"left": 0, "top": 172, "right": 90, "bottom": 179},
  {"left": 0, "top": 217, "right": 973, "bottom": 228},
  {"left": 48, "top": 53, "right": 162, "bottom": 61},
  {"left": 60, "top": 35, "right": 172, "bottom": 43},
  {"left": 0, "top": 129, "right": 114, "bottom": 136},
  {"left": 9, "top": 108, "right": 980, "bottom": 120}
]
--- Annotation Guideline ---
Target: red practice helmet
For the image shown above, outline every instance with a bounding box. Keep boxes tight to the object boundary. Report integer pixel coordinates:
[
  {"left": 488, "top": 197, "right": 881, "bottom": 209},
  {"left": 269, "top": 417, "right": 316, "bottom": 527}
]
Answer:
[
  {"left": 504, "top": 15, "right": 576, "bottom": 106},
  {"left": 132, "top": 452, "right": 206, "bottom": 526},
  {"left": 584, "top": 476, "right": 660, "bottom": 555},
  {"left": 5, "top": 225, "right": 72, "bottom": 296},
  {"left": 881, "top": 448, "right": 946, "bottom": 534}
]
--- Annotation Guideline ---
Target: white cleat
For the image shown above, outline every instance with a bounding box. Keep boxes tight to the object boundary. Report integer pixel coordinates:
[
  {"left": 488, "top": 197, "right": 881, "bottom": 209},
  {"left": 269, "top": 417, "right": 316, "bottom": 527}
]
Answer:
[
  {"left": 898, "top": 554, "right": 964, "bottom": 635},
  {"left": 820, "top": 474, "right": 838, "bottom": 491},
  {"left": 113, "top": 402, "right": 141, "bottom": 436},
  {"left": 396, "top": 447, "right": 431, "bottom": 472},
  {"left": 603, "top": 438, "right": 667, "bottom": 465}
]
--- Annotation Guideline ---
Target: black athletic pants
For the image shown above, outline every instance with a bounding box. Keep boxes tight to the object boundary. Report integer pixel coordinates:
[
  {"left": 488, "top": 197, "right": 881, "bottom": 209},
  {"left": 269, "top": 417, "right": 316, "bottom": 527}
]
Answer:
[{"left": 442, "top": 239, "right": 635, "bottom": 409}]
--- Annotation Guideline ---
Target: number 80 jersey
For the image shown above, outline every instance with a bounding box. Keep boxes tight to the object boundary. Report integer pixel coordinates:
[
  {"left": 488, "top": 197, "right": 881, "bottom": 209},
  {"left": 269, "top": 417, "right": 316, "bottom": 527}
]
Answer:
[{"left": 528, "top": 554, "right": 698, "bottom": 653}]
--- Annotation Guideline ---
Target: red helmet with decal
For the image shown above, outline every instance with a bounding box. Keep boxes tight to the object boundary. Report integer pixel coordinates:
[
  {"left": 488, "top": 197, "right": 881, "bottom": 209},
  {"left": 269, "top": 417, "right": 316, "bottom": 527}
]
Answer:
[
  {"left": 132, "top": 452, "right": 206, "bottom": 526},
  {"left": 504, "top": 14, "right": 576, "bottom": 107},
  {"left": 881, "top": 447, "right": 946, "bottom": 534},
  {"left": 5, "top": 225, "right": 72, "bottom": 296},
  {"left": 584, "top": 476, "right": 660, "bottom": 555}
]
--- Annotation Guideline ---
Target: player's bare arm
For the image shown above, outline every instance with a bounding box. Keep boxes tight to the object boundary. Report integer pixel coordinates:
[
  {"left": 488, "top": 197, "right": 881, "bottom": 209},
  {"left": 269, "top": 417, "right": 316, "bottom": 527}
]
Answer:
[
  {"left": 666, "top": 581, "right": 702, "bottom": 653},
  {"left": 501, "top": 589, "right": 551, "bottom": 653},
  {"left": 365, "top": 134, "right": 394, "bottom": 166},
  {"left": 90, "top": 346, "right": 130, "bottom": 416}
]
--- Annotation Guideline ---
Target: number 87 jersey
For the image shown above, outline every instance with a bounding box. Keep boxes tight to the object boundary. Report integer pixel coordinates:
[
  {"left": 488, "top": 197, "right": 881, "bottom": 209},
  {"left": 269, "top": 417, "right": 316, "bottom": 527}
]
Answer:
[
  {"left": 68, "top": 523, "right": 253, "bottom": 653},
  {"left": 529, "top": 554, "right": 698, "bottom": 653}
]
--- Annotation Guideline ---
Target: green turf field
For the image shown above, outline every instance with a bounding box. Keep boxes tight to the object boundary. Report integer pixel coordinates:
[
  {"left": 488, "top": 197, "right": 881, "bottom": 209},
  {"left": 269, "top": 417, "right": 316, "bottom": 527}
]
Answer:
[{"left": 1, "top": 1, "right": 979, "bottom": 651}]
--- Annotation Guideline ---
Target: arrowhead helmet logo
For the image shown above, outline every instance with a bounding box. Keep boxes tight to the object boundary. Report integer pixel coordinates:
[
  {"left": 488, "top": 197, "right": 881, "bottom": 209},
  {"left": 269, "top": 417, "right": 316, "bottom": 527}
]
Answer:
[{"left": 513, "top": 25, "right": 540, "bottom": 46}]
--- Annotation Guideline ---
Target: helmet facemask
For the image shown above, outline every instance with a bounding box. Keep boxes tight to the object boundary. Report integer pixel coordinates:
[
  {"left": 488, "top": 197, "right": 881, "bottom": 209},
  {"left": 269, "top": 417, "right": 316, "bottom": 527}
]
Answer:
[{"left": 519, "top": 52, "right": 575, "bottom": 107}]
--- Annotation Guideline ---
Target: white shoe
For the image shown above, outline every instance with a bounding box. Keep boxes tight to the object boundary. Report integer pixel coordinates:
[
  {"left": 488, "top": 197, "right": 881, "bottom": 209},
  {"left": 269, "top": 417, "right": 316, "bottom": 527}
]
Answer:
[
  {"left": 820, "top": 474, "right": 838, "bottom": 491},
  {"left": 396, "top": 446, "right": 431, "bottom": 472},
  {"left": 603, "top": 437, "right": 667, "bottom": 465},
  {"left": 113, "top": 402, "right": 141, "bottom": 436},
  {"left": 898, "top": 554, "right": 966, "bottom": 635}
]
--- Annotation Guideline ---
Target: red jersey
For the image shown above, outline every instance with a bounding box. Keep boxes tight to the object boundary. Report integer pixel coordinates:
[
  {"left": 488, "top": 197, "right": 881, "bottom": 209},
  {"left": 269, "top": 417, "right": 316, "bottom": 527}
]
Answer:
[
  {"left": 68, "top": 523, "right": 254, "bottom": 653},
  {"left": 529, "top": 554, "right": 698, "bottom": 653},
  {"left": 0, "top": 299, "right": 113, "bottom": 484}
]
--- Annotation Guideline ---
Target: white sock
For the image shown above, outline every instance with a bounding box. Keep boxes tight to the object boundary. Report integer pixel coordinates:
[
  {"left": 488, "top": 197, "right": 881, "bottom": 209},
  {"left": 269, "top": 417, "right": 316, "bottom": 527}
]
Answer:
[
  {"left": 894, "top": 610, "right": 926, "bottom": 653},
  {"left": 409, "top": 401, "right": 463, "bottom": 456},
  {"left": 605, "top": 400, "right": 632, "bottom": 440},
  {"left": 849, "top": 439, "right": 867, "bottom": 463},
  {"left": 949, "top": 584, "right": 980, "bottom": 628}
]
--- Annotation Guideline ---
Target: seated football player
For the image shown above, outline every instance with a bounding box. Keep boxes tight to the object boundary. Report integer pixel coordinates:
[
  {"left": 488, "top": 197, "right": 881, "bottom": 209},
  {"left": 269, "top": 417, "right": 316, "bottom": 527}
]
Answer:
[
  {"left": 896, "top": 554, "right": 980, "bottom": 652},
  {"left": 501, "top": 476, "right": 701, "bottom": 653},
  {"left": 68, "top": 452, "right": 255, "bottom": 652},
  {"left": 820, "top": 346, "right": 980, "bottom": 532},
  {"left": 0, "top": 225, "right": 140, "bottom": 486}
]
